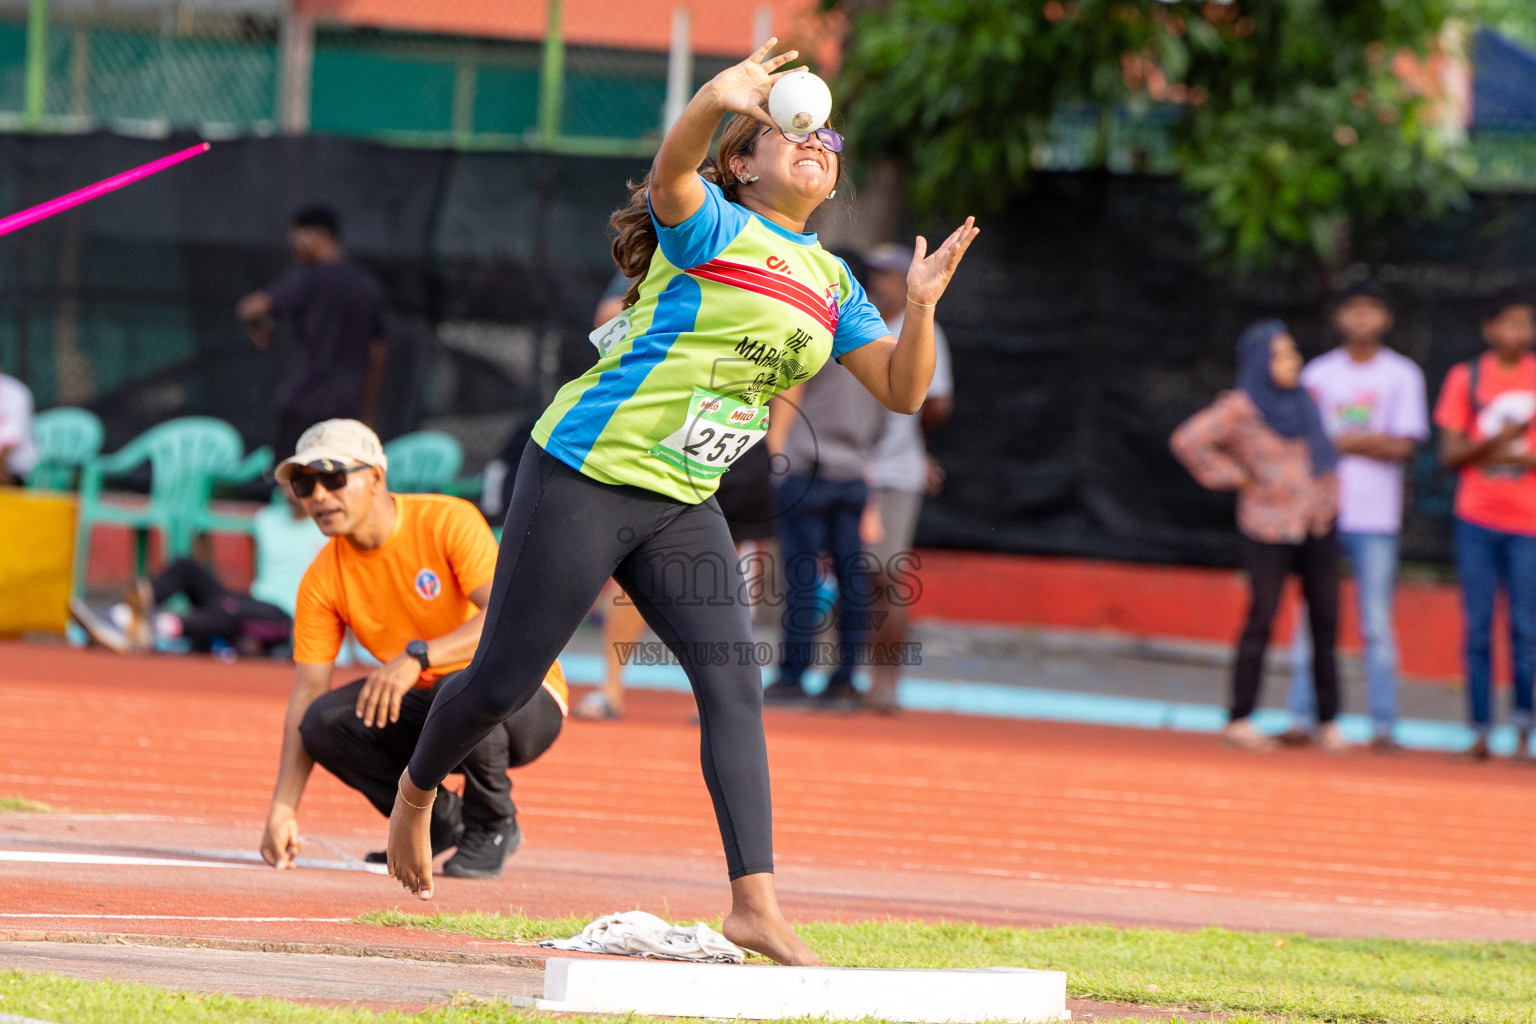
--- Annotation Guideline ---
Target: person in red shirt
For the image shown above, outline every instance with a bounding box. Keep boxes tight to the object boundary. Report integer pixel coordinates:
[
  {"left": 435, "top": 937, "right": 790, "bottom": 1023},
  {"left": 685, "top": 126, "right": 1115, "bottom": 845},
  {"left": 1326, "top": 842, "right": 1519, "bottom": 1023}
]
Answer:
[{"left": 1433, "top": 290, "right": 1536, "bottom": 761}]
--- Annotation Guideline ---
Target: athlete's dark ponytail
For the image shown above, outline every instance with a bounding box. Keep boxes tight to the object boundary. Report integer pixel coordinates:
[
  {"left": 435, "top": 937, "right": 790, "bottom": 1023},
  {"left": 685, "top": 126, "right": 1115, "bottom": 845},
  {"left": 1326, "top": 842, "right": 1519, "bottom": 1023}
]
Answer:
[{"left": 609, "top": 114, "right": 767, "bottom": 308}]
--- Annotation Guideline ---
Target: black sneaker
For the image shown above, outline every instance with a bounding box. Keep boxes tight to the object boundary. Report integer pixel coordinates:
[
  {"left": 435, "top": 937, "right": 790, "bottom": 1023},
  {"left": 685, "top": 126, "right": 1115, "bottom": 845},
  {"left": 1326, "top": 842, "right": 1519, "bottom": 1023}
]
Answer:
[
  {"left": 442, "top": 821, "right": 522, "bottom": 878},
  {"left": 763, "top": 680, "right": 809, "bottom": 705},
  {"left": 69, "top": 598, "right": 133, "bottom": 654}
]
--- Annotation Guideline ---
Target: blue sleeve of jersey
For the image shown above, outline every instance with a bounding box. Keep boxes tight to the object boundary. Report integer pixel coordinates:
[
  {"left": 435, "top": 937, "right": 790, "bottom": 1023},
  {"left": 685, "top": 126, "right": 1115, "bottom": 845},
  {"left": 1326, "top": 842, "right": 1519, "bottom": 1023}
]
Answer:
[
  {"left": 651, "top": 177, "right": 750, "bottom": 269},
  {"left": 832, "top": 262, "right": 893, "bottom": 360}
]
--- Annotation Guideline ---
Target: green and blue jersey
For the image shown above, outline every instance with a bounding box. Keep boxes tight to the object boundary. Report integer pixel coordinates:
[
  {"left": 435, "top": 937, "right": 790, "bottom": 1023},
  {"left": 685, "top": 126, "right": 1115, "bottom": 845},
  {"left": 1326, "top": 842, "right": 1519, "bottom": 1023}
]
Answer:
[{"left": 533, "top": 177, "right": 890, "bottom": 504}]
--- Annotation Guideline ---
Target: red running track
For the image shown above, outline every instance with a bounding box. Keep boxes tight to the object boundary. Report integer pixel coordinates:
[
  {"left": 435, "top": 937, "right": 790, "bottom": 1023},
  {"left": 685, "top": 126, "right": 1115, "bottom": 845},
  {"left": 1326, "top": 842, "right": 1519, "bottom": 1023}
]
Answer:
[{"left": 3, "top": 641, "right": 1536, "bottom": 947}]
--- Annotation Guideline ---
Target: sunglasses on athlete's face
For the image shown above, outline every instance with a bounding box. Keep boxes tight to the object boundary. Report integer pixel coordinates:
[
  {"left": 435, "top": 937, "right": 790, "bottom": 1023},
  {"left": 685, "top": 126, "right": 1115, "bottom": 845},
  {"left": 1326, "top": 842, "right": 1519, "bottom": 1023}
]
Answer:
[
  {"left": 290, "top": 465, "right": 369, "bottom": 499},
  {"left": 759, "top": 125, "right": 844, "bottom": 153}
]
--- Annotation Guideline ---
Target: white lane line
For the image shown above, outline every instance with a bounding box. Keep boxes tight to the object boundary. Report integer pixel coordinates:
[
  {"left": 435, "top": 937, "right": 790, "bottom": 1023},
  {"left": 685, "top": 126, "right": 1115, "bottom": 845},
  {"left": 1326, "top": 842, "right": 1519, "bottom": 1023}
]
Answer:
[
  {"left": 0, "top": 852, "right": 253, "bottom": 869},
  {"left": 0, "top": 1013, "right": 66, "bottom": 1024},
  {"left": 0, "top": 849, "right": 387, "bottom": 875},
  {"left": 0, "top": 913, "right": 350, "bottom": 922}
]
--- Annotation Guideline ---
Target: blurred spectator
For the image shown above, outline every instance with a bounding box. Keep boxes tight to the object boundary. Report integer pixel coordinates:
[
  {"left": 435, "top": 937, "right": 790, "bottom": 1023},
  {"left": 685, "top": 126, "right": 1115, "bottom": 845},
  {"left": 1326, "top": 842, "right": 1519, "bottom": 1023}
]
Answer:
[
  {"left": 1171, "top": 321, "right": 1345, "bottom": 753},
  {"left": 237, "top": 206, "right": 387, "bottom": 463},
  {"left": 1433, "top": 289, "right": 1536, "bottom": 761},
  {"left": 72, "top": 492, "right": 327, "bottom": 656},
  {"left": 765, "top": 253, "right": 889, "bottom": 708},
  {"left": 859, "top": 243, "right": 953, "bottom": 713},
  {"left": 591, "top": 268, "right": 631, "bottom": 329},
  {"left": 0, "top": 355, "right": 37, "bottom": 486},
  {"left": 1285, "top": 281, "right": 1427, "bottom": 752}
]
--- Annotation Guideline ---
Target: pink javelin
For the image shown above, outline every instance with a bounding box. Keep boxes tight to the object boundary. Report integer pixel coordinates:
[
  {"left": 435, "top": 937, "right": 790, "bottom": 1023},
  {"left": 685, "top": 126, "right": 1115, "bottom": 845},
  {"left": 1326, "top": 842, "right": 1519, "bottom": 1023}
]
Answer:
[{"left": 0, "top": 141, "right": 210, "bottom": 238}]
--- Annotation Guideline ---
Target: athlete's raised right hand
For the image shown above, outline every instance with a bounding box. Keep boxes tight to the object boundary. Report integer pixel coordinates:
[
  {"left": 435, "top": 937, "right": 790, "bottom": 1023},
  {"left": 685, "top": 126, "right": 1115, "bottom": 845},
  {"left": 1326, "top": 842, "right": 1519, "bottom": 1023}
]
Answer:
[
  {"left": 261, "top": 807, "right": 302, "bottom": 869},
  {"left": 704, "top": 38, "right": 800, "bottom": 128}
]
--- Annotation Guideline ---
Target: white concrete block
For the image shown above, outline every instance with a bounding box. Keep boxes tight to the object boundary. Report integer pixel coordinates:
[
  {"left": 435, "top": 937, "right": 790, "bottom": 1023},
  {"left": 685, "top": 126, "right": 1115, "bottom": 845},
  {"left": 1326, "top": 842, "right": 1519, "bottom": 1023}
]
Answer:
[{"left": 535, "top": 956, "right": 1069, "bottom": 1022}]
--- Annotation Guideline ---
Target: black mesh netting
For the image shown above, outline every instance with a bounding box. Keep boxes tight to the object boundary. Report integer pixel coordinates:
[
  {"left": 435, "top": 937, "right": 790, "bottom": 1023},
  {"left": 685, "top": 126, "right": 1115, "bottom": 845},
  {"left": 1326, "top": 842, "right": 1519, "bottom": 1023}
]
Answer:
[{"left": 3, "top": 134, "right": 1536, "bottom": 566}]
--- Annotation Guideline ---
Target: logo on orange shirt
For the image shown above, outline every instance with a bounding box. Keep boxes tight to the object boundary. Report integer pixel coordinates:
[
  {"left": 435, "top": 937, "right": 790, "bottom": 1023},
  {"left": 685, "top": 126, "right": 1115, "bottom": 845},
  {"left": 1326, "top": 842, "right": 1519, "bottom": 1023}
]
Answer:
[{"left": 414, "top": 568, "right": 442, "bottom": 601}]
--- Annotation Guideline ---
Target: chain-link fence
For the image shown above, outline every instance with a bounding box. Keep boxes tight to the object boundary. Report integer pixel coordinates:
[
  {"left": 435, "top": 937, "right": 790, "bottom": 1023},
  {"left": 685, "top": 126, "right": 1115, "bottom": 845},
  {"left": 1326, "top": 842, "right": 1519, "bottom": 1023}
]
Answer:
[
  {"left": 0, "top": 0, "right": 841, "bottom": 152},
  {"left": 3, "top": 0, "right": 1536, "bottom": 191},
  {"left": 0, "top": 0, "right": 281, "bottom": 136}
]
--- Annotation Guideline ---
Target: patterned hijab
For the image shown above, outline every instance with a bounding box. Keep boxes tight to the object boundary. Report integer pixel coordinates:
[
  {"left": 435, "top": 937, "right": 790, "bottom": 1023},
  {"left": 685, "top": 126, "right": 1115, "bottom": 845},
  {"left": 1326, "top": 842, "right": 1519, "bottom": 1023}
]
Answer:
[{"left": 1235, "top": 319, "right": 1338, "bottom": 475}]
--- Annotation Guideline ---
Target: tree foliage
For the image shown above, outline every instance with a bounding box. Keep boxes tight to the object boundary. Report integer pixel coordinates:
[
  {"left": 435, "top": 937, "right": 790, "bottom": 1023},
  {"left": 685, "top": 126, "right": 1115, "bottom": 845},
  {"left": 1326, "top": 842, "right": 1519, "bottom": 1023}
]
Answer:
[{"left": 827, "top": 0, "right": 1472, "bottom": 270}]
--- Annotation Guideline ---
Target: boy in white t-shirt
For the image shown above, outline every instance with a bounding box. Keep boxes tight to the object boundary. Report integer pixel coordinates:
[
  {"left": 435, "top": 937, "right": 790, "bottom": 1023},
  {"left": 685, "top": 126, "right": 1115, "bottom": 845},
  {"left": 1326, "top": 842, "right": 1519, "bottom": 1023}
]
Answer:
[{"left": 1287, "top": 281, "right": 1428, "bottom": 750}]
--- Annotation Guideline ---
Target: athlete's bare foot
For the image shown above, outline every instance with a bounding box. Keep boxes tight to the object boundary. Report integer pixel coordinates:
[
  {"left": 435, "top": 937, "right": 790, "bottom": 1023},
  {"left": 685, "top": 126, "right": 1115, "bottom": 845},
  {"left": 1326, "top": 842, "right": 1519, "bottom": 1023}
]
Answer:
[
  {"left": 722, "top": 872, "right": 823, "bottom": 966},
  {"left": 387, "top": 770, "right": 436, "bottom": 900}
]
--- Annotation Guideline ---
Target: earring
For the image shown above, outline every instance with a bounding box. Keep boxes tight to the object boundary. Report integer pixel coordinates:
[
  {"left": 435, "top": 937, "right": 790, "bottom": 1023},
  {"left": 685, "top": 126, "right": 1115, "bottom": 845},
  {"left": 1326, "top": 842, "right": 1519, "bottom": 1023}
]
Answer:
[
  {"left": 748, "top": 175, "right": 759, "bottom": 183},
  {"left": 827, "top": 189, "right": 836, "bottom": 199}
]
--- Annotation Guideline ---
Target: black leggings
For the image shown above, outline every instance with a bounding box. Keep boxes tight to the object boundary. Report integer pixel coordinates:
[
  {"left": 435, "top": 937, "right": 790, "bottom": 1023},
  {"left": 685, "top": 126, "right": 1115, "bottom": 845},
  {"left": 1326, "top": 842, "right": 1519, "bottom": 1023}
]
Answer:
[
  {"left": 408, "top": 442, "right": 771, "bottom": 878},
  {"left": 1233, "top": 532, "right": 1340, "bottom": 723}
]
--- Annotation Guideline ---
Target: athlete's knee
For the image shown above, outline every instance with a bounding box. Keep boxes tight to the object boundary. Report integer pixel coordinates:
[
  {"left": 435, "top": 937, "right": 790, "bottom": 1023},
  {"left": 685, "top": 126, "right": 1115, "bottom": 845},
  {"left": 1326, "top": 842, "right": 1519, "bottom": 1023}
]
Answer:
[
  {"left": 460, "top": 670, "right": 541, "bottom": 724},
  {"left": 695, "top": 668, "right": 765, "bottom": 725}
]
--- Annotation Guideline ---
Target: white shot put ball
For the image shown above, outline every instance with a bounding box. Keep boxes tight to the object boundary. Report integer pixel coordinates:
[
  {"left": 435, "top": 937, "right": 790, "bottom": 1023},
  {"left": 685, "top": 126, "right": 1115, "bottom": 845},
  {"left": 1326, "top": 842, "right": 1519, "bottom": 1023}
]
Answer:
[{"left": 768, "top": 71, "right": 832, "bottom": 134}]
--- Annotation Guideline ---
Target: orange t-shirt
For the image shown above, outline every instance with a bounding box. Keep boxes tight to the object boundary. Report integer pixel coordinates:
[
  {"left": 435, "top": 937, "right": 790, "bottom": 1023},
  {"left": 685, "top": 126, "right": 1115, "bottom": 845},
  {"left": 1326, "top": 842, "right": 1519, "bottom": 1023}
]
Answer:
[
  {"left": 1434, "top": 352, "right": 1536, "bottom": 536},
  {"left": 293, "top": 492, "right": 568, "bottom": 711}
]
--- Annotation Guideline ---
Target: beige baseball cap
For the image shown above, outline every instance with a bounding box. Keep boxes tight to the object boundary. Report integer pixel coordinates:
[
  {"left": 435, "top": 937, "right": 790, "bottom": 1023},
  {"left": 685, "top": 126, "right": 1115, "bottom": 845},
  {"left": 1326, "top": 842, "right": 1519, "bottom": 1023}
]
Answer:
[{"left": 274, "top": 418, "right": 388, "bottom": 483}]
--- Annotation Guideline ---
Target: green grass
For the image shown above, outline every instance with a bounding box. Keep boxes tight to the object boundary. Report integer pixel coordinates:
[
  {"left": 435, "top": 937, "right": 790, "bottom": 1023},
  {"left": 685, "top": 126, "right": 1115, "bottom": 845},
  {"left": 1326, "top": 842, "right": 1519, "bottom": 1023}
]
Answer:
[
  {"left": 357, "top": 908, "right": 590, "bottom": 944},
  {"left": 0, "top": 969, "right": 1257, "bottom": 1024},
  {"left": 4, "top": 913, "right": 1534, "bottom": 1023},
  {"left": 361, "top": 912, "right": 1536, "bottom": 1024},
  {"left": 0, "top": 793, "right": 52, "bottom": 813}
]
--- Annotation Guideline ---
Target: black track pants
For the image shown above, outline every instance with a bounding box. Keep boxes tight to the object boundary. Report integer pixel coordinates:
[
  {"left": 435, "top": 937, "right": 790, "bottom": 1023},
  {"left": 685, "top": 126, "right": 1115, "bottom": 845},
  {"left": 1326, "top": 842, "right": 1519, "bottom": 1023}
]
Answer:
[
  {"left": 408, "top": 442, "right": 772, "bottom": 878},
  {"left": 301, "top": 674, "right": 563, "bottom": 832},
  {"left": 154, "top": 557, "right": 290, "bottom": 650}
]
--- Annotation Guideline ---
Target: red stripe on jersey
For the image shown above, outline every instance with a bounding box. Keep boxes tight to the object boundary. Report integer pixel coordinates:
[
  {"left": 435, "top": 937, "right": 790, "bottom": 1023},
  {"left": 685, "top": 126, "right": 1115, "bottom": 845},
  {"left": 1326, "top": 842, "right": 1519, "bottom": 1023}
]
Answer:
[
  {"left": 689, "top": 259, "right": 840, "bottom": 334},
  {"left": 701, "top": 257, "right": 835, "bottom": 310}
]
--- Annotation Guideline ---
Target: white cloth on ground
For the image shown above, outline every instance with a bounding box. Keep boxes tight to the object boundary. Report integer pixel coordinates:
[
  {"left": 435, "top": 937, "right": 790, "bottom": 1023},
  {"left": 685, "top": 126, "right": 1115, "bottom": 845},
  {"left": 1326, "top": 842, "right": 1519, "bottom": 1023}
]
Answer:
[{"left": 539, "top": 910, "right": 745, "bottom": 964}]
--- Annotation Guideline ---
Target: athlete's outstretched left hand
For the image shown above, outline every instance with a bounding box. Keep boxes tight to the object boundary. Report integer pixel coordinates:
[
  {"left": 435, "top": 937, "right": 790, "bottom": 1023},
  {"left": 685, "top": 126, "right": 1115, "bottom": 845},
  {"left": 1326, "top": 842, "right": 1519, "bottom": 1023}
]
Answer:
[{"left": 906, "top": 217, "right": 980, "bottom": 307}]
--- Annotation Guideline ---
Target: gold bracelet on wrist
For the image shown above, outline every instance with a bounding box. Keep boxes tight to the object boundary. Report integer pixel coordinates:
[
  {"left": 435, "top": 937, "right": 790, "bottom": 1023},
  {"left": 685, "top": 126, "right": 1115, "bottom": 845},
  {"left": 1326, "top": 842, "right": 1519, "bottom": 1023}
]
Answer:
[{"left": 906, "top": 294, "right": 937, "bottom": 308}]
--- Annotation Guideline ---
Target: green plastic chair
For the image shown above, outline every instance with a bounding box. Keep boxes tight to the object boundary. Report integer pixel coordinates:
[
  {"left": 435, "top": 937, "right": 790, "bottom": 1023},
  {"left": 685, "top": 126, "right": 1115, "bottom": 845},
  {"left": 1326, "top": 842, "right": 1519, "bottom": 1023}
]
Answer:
[
  {"left": 382, "top": 431, "right": 464, "bottom": 494},
  {"left": 193, "top": 444, "right": 274, "bottom": 538},
  {"left": 73, "top": 417, "right": 271, "bottom": 594},
  {"left": 26, "top": 407, "right": 104, "bottom": 492}
]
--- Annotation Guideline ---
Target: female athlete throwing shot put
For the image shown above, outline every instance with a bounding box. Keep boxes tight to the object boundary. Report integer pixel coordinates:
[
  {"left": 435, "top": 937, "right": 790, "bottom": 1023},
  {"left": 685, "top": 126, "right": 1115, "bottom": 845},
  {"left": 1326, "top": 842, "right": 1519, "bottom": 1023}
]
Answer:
[{"left": 387, "top": 39, "right": 978, "bottom": 965}]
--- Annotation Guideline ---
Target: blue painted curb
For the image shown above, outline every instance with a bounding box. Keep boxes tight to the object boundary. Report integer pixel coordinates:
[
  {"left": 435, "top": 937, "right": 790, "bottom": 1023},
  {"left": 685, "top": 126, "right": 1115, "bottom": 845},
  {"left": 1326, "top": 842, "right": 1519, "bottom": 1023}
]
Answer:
[{"left": 558, "top": 652, "right": 1514, "bottom": 756}]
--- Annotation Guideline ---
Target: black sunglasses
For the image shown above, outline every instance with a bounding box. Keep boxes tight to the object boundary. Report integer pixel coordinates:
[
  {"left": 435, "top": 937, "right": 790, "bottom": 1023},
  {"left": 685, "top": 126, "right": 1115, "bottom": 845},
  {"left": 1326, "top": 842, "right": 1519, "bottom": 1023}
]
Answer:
[
  {"left": 290, "top": 464, "right": 368, "bottom": 499},
  {"left": 759, "top": 125, "right": 844, "bottom": 153}
]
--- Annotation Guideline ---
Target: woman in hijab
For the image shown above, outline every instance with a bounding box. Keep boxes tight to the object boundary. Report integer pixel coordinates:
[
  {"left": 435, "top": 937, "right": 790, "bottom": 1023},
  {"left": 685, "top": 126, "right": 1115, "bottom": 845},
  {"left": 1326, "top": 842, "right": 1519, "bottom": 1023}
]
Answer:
[{"left": 1171, "top": 320, "right": 1346, "bottom": 753}]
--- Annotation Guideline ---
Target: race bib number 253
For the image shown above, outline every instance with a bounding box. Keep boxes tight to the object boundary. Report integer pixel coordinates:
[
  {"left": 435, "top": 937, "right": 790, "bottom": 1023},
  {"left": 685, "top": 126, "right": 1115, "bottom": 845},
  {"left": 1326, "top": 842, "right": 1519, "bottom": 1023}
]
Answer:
[{"left": 647, "top": 387, "right": 769, "bottom": 480}]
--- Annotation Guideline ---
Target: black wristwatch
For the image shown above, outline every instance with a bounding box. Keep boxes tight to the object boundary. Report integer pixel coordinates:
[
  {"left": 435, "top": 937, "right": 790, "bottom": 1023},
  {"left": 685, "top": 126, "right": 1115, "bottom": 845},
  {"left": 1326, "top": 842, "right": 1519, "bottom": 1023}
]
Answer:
[{"left": 405, "top": 638, "right": 431, "bottom": 671}]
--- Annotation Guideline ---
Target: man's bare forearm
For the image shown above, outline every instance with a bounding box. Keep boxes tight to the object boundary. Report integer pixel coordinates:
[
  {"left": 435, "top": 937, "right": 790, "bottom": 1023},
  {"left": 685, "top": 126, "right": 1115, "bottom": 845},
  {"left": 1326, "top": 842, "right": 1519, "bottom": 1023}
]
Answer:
[
  {"left": 267, "top": 667, "right": 330, "bottom": 817},
  {"left": 1336, "top": 433, "right": 1416, "bottom": 462},
  {"left": 423, "top": 609, "right": 487, "bottom": 669}
]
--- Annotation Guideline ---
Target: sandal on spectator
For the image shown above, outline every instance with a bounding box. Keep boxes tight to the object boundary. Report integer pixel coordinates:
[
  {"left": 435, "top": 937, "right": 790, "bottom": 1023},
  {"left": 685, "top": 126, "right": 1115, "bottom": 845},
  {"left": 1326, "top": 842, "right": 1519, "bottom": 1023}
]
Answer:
[
  {"left": 1314, "top": 722, "right": 1351, "bottom": 755},
  {"left": 1222, "top": 719, "right": 1279, "bottom": 752},
  {"left": 573, "top": 691, "right": 622, "bottom": 721},
  {"left": 1459, "top": 736, "right": 1491, "bottom": 762}
]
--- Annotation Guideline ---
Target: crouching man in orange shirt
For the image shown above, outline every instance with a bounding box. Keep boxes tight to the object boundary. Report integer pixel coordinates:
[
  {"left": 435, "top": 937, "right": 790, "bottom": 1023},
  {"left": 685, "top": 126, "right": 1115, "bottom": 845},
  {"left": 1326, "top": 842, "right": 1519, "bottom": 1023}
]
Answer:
[{"left": 259, "top": 419, "right": 567, "bottom": 879}]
